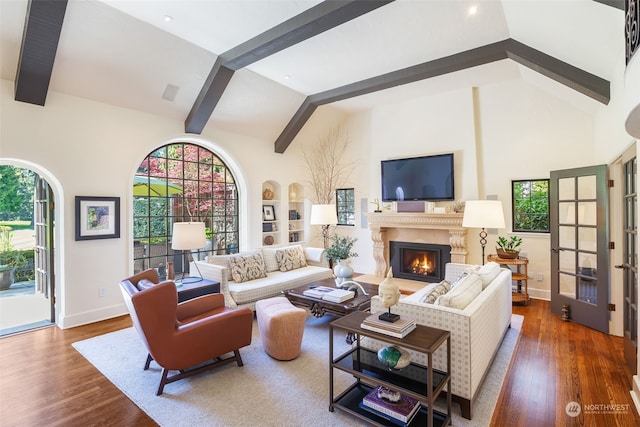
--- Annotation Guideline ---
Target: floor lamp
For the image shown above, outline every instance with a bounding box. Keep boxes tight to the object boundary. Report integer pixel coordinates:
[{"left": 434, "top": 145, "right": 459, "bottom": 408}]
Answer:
[
  {"left": 171, "top": 222, "right": 206, "bottom": 284},
  {"left": 310, "top": 204, "right": 338, "bottom": 249},
  {"left": 462, "top": 200, "right": 506, "bottom": 264}
]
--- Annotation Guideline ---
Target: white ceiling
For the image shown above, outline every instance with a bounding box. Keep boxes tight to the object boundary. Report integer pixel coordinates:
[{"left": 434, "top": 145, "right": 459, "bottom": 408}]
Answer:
[{"left": 0, "top": 0, "right": 624, "bottom": 145}]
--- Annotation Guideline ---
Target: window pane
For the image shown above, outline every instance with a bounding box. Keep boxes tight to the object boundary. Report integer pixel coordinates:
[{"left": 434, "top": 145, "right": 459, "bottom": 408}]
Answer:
[
  {"left": 336, "top": 188, "right": 355, "bottom": 226},
  {"left": 512, "top": 179, "right": 549, "bottom": 232}
]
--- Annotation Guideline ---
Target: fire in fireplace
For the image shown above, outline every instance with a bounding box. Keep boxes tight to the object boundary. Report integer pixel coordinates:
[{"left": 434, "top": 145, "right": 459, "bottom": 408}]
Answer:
[{"left": 389, "top": 241, "right": 451, "bottom": 282}]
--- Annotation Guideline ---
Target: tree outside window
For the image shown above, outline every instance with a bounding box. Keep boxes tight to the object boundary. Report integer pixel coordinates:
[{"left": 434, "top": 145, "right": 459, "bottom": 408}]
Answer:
[
  {"left": 512, "top": 179, "right": 549, "bottom": 232},
  {"left": 336, "top": 188, "right": 355, "bottom": 226}
]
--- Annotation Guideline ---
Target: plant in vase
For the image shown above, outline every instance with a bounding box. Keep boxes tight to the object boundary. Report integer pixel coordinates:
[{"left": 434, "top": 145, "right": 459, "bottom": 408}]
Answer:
[
  {"left": 496, "top": 235, "right": 523, "bottom": 259},
  {"left": 324, "top": 234, "right": 358, "bottom": 285}
]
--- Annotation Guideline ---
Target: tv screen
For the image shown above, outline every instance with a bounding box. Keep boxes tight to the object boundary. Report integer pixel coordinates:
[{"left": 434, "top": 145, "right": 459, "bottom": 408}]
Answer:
[{"left": 381, "top": 153, "right": 454, "bottom": 201}]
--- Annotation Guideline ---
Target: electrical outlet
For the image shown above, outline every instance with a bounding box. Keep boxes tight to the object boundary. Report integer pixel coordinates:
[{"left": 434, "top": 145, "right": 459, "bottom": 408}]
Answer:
[
  {"left": 99, "top": 288, "right": 106, "bottom": 297},
  {"left": 536, "top": 273, "right": 543, "bottom": 281},
  {"left": 527, "top": 271, "right": 534, "bottom": 279}
]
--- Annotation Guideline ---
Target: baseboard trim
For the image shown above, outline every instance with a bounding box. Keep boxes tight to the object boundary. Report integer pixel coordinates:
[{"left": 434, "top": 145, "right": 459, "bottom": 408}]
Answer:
[{"left": 59, "top": 303, "right": 127, "bottom": 329}]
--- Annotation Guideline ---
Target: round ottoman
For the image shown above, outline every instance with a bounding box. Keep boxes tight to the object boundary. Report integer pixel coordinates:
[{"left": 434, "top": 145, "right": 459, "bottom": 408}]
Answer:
[{"left": 255, "top": 297, "right": 307, "bottom": 361}]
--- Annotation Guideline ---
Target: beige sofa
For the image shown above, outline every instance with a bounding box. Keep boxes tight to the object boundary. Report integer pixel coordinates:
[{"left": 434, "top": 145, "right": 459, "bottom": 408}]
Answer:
[
  {"left": 364, "top": 262, "right": 512, "bottom": 420},
  {"left": 190, "top": 245, "right": 332, "bottom": 311}
]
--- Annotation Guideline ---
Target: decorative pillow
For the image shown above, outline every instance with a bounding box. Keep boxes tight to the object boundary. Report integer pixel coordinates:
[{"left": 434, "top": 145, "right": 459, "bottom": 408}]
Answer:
[
  {"left": 450, "top": 265, "right": 480, "bottom": 290},
  {"left": 437, "top": 273, "right": 482, "bottom": 309},
  {"left": 477, "top": 261, "right": 501, "bottom": 289},
  {"left": 419, "top": 280, "right": 450, "bottom": 304},
  {"left": 136, "top": 279, "right": 157, "bottom": 291},
  {"left": 227, "top": 254, "right": 267, "bottom": 283},
  {"left": 275, "top": 245, "right": 307, "bottom": 272}
]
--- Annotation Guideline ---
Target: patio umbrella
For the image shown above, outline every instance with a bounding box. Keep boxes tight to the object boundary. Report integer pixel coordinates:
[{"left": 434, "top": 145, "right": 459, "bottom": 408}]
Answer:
[{"left": 133, "top": 176, "right": 183, "bottom": 196}]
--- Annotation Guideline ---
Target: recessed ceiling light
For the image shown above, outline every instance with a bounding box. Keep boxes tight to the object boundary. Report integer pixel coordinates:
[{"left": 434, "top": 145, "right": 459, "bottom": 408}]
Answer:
[
  {"left": 163, "top": 15, "right": 173, "bottom": 22},
  {"left": 468, "top": 5, "right": 478, "bottom": 16},
  {"left": 284, "top": 75, "right": 291, "bottom": 80}
]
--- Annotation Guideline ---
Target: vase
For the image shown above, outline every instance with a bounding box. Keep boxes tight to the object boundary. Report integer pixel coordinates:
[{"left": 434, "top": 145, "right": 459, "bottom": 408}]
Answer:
[{"left": 333, "top": 259, "right": 354, "bottom": 286}]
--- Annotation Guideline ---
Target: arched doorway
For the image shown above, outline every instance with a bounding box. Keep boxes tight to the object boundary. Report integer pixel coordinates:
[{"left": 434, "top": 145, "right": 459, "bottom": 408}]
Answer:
[{"left": 0, "top": 163, "right": 56, "bottom": 335}]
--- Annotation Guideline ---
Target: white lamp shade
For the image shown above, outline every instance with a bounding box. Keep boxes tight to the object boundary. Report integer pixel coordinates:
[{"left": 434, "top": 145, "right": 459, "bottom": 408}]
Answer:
[
  {"left": 171, "top": 222, "right": 206, "bottom": 250},
  {"left": 309, "top": 204, "right": 338, "bottom": 225},
  {"left": 462, "top": 200, "right": 506, "bottom": 229}
]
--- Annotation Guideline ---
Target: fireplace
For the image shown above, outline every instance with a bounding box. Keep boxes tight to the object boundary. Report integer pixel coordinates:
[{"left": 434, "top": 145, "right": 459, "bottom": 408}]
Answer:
[{"left": 389, "top": 241, "right": 451, "bottom": 282}]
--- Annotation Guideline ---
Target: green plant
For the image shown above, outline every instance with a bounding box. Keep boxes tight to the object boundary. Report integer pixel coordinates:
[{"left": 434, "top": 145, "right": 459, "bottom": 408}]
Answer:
[
  {"left": 0, "top": 226, "right": 28, "bottom": 270},
  {"left": 324, "top": 234, "right": 358, "bottom": 261},
  {"left": 496, "top": 236, "right": 523, "bottom": 253}
]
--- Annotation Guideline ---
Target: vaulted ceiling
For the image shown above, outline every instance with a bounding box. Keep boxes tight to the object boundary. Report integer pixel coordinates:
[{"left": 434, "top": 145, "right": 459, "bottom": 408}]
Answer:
[{"left": 0, "top": 0, "right": 624, "bottom": 152}]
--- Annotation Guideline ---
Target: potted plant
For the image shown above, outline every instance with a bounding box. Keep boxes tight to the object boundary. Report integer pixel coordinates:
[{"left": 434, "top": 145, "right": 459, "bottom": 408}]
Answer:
[
  {"left": 324, "top": 234, "right": 358, "bottom": 284},
  {"left": 0, "top": 226, "right": 28, "bottom": 290},
  {"left": 496, "top": 235, "right": 523, "bottom": 259}
]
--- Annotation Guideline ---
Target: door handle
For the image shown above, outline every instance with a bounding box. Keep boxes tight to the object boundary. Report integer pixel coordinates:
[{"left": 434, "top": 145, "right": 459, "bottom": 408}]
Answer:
[
  {"left": 551, "top": 248, "right": 559, "bottom": 253},
  {"left": 614, "top": 264, "right": 626, "bottom": 269}
]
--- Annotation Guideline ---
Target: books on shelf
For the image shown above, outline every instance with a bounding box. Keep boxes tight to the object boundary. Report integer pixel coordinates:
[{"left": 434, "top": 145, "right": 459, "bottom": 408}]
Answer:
[
  {"left": 360, "top": 386, "right": 421, "bottom": 425},
  {"left": 302, "top": 286, "right": 355, "bottom": 302},
  {"left": 360, "top": 313, "right": 416, "bottom": 338}
]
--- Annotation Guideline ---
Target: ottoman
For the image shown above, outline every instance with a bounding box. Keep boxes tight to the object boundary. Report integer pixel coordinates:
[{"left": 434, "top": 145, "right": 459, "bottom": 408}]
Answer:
[{"left": 255, "top": 297, "right": 307, "bottom": 361}]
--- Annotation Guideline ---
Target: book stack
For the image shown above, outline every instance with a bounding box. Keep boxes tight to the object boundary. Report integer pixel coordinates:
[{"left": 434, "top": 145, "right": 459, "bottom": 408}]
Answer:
[
  {"left": 302, "top": 286, "right": 355, "bottom": 302},
  {"left": 360, "top": 313, "right": 416, "bottom": 338},
  {"left": 359, "top": 386, "right": 421, "bottom": 426}
]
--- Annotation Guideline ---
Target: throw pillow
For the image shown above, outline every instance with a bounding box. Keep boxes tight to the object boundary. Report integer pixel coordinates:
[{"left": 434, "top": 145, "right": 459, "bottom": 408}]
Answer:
[
  {"left": 477, "top": 261, "right": 501, "bottom": 289},
  {"left": 136, "top": 279, "right": 157, "bottom": 291},
  {"left": 275, "top": 245, "right": 307, "bottom": 272},
  {"left": 437, "top": 273, "right": 482, "bottom": 309},
  {"left": 227, "top": 254, "right": 267, "bottom": 283},
  {"left": 262, "top": 247, "right": 284, "bottom": 272},
  {"left": 419, "top": 280, "right": 450, "bottom": 304}
]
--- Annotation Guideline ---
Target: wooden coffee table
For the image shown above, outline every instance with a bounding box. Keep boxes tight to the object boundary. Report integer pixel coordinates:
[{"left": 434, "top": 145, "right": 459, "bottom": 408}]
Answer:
[{"left": 283, "top": 277, "right": 377, "bottom": 318}]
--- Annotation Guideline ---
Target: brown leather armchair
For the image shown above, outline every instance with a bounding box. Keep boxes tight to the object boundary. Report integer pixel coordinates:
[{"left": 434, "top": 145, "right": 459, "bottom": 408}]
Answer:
[{"left": 119, "top": 269, "right": 253, "bottom": 395}]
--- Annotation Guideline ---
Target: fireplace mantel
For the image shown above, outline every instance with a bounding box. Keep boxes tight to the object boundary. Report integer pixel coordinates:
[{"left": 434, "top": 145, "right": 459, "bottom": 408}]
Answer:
[{"left": 367, "top": 212, "right": 467, "bottom": 277}]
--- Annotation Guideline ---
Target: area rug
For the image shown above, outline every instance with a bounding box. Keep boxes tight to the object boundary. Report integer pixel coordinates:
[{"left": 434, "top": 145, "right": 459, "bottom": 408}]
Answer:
[{"left": 73, "top": 314, "right": 523, "bottom": 427}]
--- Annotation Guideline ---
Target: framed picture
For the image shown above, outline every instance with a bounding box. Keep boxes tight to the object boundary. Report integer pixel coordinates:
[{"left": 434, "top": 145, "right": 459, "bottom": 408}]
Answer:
[
  {"left": 75, "top": 196, "right": 120, "bottom": 240},
  {"left": 263, "top": 205, "right": 276, "bottom": 221}
]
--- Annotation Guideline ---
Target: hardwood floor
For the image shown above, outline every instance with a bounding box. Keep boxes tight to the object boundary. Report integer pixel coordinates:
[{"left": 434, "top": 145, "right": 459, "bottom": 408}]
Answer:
[{"left": 0, "top": 299, "right": 637, "bottom": 426}]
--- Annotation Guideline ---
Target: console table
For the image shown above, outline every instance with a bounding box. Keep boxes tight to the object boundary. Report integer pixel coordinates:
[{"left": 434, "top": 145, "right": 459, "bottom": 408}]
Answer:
[{"left": 487, "top": 254, "right": 529, "bottom": 304}]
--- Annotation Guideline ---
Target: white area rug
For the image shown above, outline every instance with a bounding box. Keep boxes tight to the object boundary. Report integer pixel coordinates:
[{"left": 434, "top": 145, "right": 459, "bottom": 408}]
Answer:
[{"left": 73, "top": 314, "right": 522, "bottom": 427}]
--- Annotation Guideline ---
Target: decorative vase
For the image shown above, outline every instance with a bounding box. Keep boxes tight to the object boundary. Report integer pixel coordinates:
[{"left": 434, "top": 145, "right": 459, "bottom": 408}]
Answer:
[
  {"left": 333, "top": 259, "right": 354, "bottom": 286},
  {"left": 377, "top": 345, "right": 411, "bottom": 370}
]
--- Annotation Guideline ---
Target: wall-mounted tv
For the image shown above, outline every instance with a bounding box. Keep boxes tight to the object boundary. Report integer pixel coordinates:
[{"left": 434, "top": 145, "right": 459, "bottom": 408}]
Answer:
[{"left": 381, "top": 153, "right": 455, "bottom": 201}]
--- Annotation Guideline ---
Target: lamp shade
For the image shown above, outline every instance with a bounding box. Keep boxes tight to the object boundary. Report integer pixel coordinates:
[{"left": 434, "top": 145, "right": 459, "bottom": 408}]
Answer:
[
  {"left": 171, "top": 222, "right": 206, "bottom": 250},
  {"left": 309, "top": 204, "right": 338, "bottom": 225},
  {"left": 462, "top": 200, "right": 506, "bottom": 229}
]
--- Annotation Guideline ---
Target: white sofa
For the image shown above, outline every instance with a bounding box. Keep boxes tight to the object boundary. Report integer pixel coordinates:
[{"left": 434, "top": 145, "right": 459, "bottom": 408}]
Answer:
[
  {"left": 365, "top": 262, "right": 512, "bottom": 420},
  {"left": 190, "top": 245, "right": 332, "bottom": 311}
]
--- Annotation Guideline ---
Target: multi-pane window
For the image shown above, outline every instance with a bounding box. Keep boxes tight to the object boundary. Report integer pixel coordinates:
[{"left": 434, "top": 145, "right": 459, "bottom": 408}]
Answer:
[
  {"left": 336, "top": 188, "right": 355, "bottom": 226},
  {"left": 512, "top": 179, "right": 549, "bottom": 232},
  {"left": 133, "top": 143, "right": 239, "bottom": 278}
]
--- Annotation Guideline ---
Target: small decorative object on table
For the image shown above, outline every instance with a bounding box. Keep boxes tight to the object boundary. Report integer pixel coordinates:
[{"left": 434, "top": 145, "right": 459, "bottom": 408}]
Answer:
[
  {"left": 325, "top": 234, "right": 358, "bottom": 283},
  {"left": 263, "top": 235, "right": 274, "bottom": 245},
  {"left": 377, "top": 268, "right": 401, "bottom": 323},
  {"left": 377, "top": 345, "right": 412, "bottom": 370},
  {"left": 496, "top": 235, "right": 522, "bottom": 259},
  {"left": 359, "top": 386, "right": 421, "bottom": 425},
  {"left": 370, "top": 197, "right": 382, "bottom": 213}
]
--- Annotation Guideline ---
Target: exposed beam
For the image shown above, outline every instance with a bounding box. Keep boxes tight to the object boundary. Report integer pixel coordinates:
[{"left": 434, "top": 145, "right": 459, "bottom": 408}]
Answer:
[
  {"left": 274, "top": 38, "right": 611, "bottom": 153},
  {"left": 14, "top": 0, "right": 68, "bottom": 106},
  {"left": 185, "top": 0, "right": 394, "bottom": 134},
  {"left": 593, "top": 0, "right": 624, "bottom": 10}
]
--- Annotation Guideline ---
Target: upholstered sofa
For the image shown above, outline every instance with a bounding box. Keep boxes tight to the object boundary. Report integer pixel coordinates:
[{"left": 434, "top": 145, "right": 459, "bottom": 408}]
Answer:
[
  {"left": 364, "top": 262, "right": 512, "bottom": 420},
  {"left": 191, "top": 244, "right": 333, "bottom": 311}
]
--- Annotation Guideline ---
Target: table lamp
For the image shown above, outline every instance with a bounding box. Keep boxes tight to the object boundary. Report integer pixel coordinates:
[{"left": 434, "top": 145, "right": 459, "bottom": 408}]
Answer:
[
  {"left": 310, "top": 204, "right": 338, "bottom": 248},
  {"left": 171, "top": 221, "right": 206, "bottom": 284},
  {"left": 462, "top": 200, "right": 506, "bottom": 264}
]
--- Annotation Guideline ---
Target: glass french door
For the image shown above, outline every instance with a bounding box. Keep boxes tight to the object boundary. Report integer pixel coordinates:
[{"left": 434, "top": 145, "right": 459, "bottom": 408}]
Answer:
[
  {"left": 34, "top": 177, "right": 55, "bottom": 321},
  {"left": 550, "top": 165, "right": 610, "bottom": 333}
]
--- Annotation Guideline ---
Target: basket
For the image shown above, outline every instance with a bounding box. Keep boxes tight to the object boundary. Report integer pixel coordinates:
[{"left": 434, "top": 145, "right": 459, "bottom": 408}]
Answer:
[{"left": 496, "top": 248, "right": 519, "bottom": 259}]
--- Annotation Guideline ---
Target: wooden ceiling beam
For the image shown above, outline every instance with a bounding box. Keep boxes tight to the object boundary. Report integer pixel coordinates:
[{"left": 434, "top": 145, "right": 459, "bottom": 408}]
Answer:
[
  {"left": 185, "top": 0, "right": 394, "bottom": 134},
  {"left": 14, "top": 0, "right": 68, "bottom": 106},
  {"left": 274, "top": 38, "right": 610, "bottom": 153}
]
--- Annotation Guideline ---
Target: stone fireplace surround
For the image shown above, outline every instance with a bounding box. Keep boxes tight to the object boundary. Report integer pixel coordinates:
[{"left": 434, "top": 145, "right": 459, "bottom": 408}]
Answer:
[{"left": 367, "top": 212, "right": 467, "bottom": 277}]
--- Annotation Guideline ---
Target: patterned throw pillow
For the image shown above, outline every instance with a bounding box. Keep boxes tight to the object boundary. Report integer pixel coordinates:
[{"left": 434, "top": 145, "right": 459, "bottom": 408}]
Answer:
[
  {"left": 227, "top": 254, "right": 267, "bottom": 283},
  {"left": 275, "top": 245, "right": 307, "bottom": 272},
  {"left": 419, "top": 280, "right": 450, "bottom": 304}
]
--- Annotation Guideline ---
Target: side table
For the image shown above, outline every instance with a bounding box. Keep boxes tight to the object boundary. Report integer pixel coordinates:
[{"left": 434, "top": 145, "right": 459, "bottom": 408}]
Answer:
[
  {"left": 176, "top": 278, "right": 220, "bottom": 303},
  {"left": 487, "top": 254, "right": 529, "bottom": 304}
]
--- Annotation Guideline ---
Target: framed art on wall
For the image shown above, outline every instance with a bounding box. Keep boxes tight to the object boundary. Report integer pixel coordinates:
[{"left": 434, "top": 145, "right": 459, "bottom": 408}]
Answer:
[{"left": 75, "top": 196, "right": 121, "bottom": 240}]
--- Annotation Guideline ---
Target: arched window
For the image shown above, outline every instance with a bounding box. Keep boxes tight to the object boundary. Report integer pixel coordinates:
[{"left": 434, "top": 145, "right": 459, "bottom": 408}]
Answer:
[{"left": 133, "top": 143, "right": 239, "bottom": 278}]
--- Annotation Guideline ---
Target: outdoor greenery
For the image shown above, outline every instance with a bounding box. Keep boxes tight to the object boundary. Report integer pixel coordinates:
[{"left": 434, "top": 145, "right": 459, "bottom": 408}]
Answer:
[
  {"left": 0, "top": 165, "right": 36, "bottom": 222},
  {"left": 0, "top": 225, "right": 28, "bottom": 272},
  {"left": 512, "top": 179, "right": 549, "bottom": 232},
  {"left": 324, "top": 234, "right": 358, "bottom": 262}
]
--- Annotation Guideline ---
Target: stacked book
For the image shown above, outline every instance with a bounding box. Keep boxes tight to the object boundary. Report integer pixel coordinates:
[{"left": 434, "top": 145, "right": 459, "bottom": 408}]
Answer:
[
  {"left": 302, "top": 286, "right": 355, "bottom": 302},
  {"left": 360, "top": 313, "right": 416, "bottom": 338},
  {"left": 359, "top": 386, "right": 421, "bottom": 426}
]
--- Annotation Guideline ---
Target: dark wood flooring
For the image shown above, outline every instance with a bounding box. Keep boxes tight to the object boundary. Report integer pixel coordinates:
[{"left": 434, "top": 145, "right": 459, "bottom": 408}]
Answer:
[{"left": 0, "top": 299, "right": 637, "bottom": 426}]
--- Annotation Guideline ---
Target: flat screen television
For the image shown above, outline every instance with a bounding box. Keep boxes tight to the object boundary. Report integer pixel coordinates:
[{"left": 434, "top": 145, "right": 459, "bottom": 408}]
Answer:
[{"left": 381, "top": 153, "right": 454, "bottom": 201}]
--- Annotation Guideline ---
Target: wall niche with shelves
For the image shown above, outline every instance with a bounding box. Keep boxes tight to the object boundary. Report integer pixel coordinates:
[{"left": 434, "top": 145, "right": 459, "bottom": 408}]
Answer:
[
  {"left": 262, "top": 180, "right": 281, "bottom": 246},
  {"left": 288, "top": 183, "right": 305, "bottom": 244}
]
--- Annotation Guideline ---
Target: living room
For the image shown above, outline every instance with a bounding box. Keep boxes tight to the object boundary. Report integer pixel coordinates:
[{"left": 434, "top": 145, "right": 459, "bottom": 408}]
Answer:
[{"left": 0, "top": 0, "right": 639, "bottom": 425}]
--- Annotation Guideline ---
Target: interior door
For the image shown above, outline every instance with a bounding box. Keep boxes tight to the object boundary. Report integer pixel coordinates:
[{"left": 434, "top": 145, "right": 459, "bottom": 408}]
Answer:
[
  {"left": 620, "top": 151, "right": 637, "bottom": 374},
  {"left": 550, "top": 165, "right": 610, "bottom": 333},
  {"left": 34, "top": 177, "right": 55, "bottom": 322}
]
